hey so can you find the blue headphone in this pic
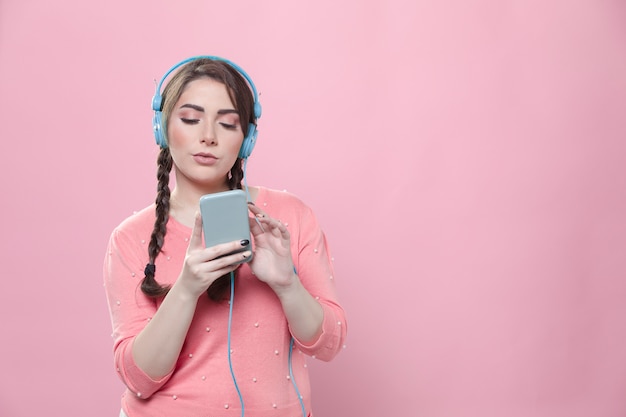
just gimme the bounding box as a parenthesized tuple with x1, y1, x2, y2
(151, 55, 262, 159)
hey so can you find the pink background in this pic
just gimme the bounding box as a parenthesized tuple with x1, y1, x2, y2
(1, 1, 625, 416)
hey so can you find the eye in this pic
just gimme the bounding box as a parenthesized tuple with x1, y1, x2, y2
(219, 122, 237, 130)
(181, 118, 200, 125)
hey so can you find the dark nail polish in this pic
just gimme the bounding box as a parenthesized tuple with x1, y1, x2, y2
(240, 239, 250, 246)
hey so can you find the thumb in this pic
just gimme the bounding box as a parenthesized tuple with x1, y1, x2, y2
(188, 212, 204, 251)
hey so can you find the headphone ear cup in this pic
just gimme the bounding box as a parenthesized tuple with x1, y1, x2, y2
(239, 123, 258, 159)
(153, 111, 167, 148)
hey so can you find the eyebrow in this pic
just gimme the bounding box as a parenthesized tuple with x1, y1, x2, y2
(179, 104, 239, 115)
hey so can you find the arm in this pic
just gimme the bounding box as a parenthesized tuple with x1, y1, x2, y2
(132, 213, 251, 379)
(104, 213, 251, 397)
(129, 280, 199, 379)
(271, 270, 325, 344)
(247, 203, 323, 342)
(247, 201, 347, 358)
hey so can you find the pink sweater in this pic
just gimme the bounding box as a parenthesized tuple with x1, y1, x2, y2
(103, 187, 347, 417)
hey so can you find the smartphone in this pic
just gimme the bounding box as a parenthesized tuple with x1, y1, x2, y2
(199, 189, 252, 264)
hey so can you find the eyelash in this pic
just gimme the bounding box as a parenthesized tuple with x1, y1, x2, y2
(180, 119, 237, 130)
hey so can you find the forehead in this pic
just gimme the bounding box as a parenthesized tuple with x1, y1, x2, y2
(178, 77, 234, 107)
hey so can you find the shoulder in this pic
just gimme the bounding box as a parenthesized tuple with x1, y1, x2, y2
(256, 186, 310, 213)
(105, 205, 155, 263)
(110, 204, 156, 240)
(255, 186, 322, 235)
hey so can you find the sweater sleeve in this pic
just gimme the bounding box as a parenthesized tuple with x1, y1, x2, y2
(290, 203, 347, 361)
(103, 227, 174, 399)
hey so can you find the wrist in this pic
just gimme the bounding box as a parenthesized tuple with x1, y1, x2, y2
(170, 279, 203, 302)
(271, 271, 302, 299)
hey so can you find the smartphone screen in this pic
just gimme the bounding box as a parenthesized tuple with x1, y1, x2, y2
(199, 190, 252, 264)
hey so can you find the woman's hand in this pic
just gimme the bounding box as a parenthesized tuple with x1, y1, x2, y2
(247, 203, 324, 343)
(247, 203, 298, 292)
(174, 212, 251, 299)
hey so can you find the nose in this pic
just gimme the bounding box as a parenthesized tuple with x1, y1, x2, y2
(201, 121, 217, 145)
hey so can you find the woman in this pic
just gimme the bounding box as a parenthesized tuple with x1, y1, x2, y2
(103, 56, 347, 417)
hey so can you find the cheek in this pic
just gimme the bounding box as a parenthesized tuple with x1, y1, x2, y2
(166, 120, 186, 147)
(232, 136, 245, 152)
(225, 131, 245, 153)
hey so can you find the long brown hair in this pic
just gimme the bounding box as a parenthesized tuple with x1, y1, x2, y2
(141, 58, 255, 301)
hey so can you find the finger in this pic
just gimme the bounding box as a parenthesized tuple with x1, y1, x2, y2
(247, 207, 266, 233)
(255, 214, 284, 230)
(188, 212, 204, 251)
(201, 239, 251, 262)
(195, 249, 253, 275)
(184, 250, 247, 285)
(249, 216, 264, 236)
(253, 216, 291, 243)
(219, 250, 253, 267)
(247, 203, 268, 218)
(268, 218, 290, 240)
(275, 220, 290, 240)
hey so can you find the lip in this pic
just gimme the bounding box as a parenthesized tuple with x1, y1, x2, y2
(193, 152, 218, 166)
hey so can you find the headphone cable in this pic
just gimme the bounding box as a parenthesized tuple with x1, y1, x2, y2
(227, 271, 245, 417)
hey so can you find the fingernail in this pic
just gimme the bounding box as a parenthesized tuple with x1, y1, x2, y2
(247, 201, 256, 206)
(240, 239, 250, 246)
(242, 251, 251, 258)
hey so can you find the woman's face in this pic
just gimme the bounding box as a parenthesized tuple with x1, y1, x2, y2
(167, 77, 244, 192)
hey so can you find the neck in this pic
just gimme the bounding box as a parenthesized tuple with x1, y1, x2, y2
(169, 179, 232, 228)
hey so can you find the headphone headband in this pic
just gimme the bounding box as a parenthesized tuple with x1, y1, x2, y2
(151, 55, 262, 158)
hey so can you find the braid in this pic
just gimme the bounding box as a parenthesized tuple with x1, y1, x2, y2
(227, 158, 244, 190)
(141, 148, 173, 297)
(206, 274, 232, 302)
(137, 58, 255, 302)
